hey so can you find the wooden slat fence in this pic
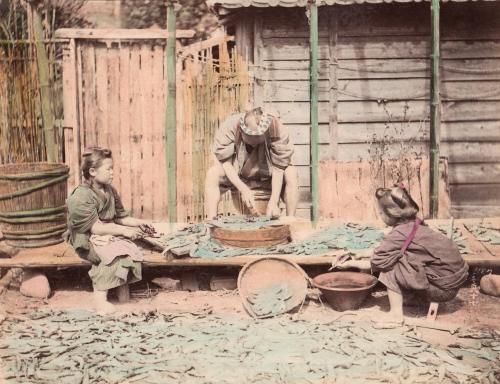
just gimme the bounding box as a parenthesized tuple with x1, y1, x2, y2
(59, 30, 249, 222)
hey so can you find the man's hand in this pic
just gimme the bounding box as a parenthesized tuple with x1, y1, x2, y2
(240, 186, 256, 210)
(266, 201, 281, 219)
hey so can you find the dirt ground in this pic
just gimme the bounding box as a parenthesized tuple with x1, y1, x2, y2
(1, 267, 499, 331)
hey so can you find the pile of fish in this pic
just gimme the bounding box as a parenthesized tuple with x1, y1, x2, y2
(465, 224, 500, 245)
(155, 220, 384, 259)
(436, 225, 470, 255)
(247, 283, 294, 317)
(0, 309, 498, 383)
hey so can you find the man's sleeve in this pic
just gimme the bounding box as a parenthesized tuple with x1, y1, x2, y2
(212, 114, 240, 162)
(269, 118, 294, 170)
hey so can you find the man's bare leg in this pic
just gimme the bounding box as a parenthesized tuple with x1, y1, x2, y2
(283, 166, 299, 216)
(205, 163, 226, 219)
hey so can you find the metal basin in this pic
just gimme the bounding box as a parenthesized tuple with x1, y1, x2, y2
(313, 272, 378, 311)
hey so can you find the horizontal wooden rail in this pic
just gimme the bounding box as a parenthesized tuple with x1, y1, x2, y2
(54, 28, 195, 40)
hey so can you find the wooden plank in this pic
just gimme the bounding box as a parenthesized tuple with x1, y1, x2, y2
(288, 124, 330, 145)
(152, 44, 167, 221)
(292, 144, 334, 166)
(95, 45, 108, 147)
(81, 43, 97, 146)
(253, 18, 265, 106)
(129, 44, 142, 217)
(55, 28, 195, 40)
(441, 80, 500, 101)
(328, 11, 339, 159)
(118, 44, 133, 212)
(264, 78, 430, 102)
(442, 142, 500, 163)
(107, 45, 121, 194)
(61, 39, 80, 189)
(273, 100, 429, 125)
(140, 44, 154, 219)
(297, 165, 310, 187)
(262, 37, 500, 61)
(262, 59, 430, 80)
(334, 141, 500, 163)
(442, 59, 500, 81)
(338, 121, 500, 144)
(452, 205, 500, 219)
(450, 184, 500, 206)
(76, 40, 85, 155)
(448, 163, 500, 184)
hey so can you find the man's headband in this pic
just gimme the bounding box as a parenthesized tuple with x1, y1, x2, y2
(239, 114, 273, 136)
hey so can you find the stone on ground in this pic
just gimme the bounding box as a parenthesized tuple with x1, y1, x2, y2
(20, 270, 51, 299)
(480, 274, 500, 297)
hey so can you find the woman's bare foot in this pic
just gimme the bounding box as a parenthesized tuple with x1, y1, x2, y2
(93, 290, 115, 314)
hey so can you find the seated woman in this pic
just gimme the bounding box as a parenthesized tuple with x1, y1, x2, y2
(66, 147, 154, 312)
(340, 185, 468, 323)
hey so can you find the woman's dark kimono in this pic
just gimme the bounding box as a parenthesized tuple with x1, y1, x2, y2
(66, 184, 142, 291)
(371, 221, 468, 302)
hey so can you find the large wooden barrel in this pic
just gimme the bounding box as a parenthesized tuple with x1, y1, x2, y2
(0, 163, 69, 248)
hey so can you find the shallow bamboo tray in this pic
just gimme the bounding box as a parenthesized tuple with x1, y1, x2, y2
(210, 224, 291, 248)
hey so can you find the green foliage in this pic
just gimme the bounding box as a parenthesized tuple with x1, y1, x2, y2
(122, 0, 218, 38)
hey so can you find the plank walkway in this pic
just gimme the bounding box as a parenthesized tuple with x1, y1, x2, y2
(0, 219, 499, 269)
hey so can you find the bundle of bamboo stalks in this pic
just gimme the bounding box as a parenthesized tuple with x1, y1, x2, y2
(179, 39, 250, 222)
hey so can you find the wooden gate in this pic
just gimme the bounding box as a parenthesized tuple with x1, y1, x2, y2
(58, 28, 192, 221)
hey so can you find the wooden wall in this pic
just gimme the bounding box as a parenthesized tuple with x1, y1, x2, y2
(232, 2, 500, 218)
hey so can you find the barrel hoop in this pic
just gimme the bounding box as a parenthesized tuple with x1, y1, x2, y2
(0, 174, 69, 201)
(6, 237, 64, 248)
(0, 166, 69, 181)
(0, 213, 66, 224)
(4, 228, 66, 240)
(1, 223, 67, 236)
(0, 205, 66, 219)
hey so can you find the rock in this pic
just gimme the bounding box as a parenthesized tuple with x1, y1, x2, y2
(209, 276, 237, 291)
(180, 272, 199, 292)
(480, 274, 500, 297)
(151, 277, 181, 291)
(20, 270, 51, 299)
(0, 242, 19, 258)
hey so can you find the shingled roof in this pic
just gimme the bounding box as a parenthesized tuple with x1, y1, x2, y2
(207, 0, 498, 14)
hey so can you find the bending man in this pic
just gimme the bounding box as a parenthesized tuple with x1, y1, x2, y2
(205, 107, 298, 219)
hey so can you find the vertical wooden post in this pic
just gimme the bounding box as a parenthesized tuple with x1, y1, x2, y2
(430, 0, 441, 218)
(165, 1, 177, 222)
(309, 1, 319, 226)
(31, 2, 57, 163)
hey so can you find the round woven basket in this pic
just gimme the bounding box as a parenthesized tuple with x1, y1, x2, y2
(0, 163, 69, 248)
(238, 257, 309, 318)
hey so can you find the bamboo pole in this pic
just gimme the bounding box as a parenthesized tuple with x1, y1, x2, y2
(309, 1, 319, 226)
(429, 0, 441, 218)
(30, 2, 57, 163)
(165, 1, 177, 222)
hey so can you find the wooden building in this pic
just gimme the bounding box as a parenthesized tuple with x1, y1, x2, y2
(208, 0, 500, 219)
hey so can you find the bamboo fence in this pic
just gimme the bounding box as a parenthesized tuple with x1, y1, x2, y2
(0, 3, 63, 165)
(179, 39, 251, 221)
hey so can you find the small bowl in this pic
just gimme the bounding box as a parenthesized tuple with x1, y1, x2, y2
(313, 271, 378, 311)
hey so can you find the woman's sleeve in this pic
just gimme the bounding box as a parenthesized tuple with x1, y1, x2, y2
(371, 230, 404, 272)
(269, 118, 294, 170)
(111, 186, 129, 218)
(67, 188, 99, 233)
